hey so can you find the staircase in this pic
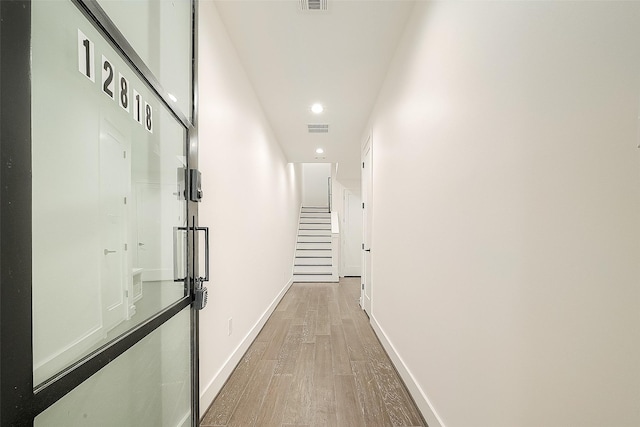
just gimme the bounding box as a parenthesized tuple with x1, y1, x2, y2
(293, 206, 334, 282)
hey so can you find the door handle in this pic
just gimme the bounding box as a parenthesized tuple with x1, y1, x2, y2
(103, 249, 117, 255)
(138, 242, 145, 246)
(365, 249, 371, 252)
(194, 226, 210, 283)
(173, 227, 188, 282)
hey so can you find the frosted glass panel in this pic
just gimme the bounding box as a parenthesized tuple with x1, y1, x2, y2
(96, 0, 192, 117)
(35, 308, 191, 427)
(32, 0, 188, 386)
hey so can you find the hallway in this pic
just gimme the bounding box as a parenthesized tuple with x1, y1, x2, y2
(201, 278, 425, 427)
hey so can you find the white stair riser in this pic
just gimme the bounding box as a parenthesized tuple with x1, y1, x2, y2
(300, 218, 331, 224)
(297, 242, 331, 250)
(295, 249, 331, 257)
(294, 265, 332, 274)
(300, 212, 331, 218)
(300, 224, 331, 230)
(292, 274, 335, 283)
(298, 236, 331, 243)
(298, 229, 331, 236)
(301, 207, 328, 212)
(295, 257, 332, 266)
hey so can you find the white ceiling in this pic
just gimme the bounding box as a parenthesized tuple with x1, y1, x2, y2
(213, 0, 415, 182)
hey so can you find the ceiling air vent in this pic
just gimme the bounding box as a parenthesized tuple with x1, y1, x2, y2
(308, 124, 329, 133)
(300, 0, 328, 12)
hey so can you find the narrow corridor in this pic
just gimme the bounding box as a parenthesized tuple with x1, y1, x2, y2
(201, 278, 425, 426)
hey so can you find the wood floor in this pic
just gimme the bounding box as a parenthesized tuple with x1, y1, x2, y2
(201, 278, 426, 427)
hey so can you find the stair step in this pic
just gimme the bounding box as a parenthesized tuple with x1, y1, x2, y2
(298, 229, 331, 236)
(300, 224, 331, 230)
(294, 265, 332, 274)
(295, 249, 331, 257)
(298, 236, 331, 243)
(295, 257, 332, 266)
(293, 274, 335, 283)
(301, 206, 329, 211)
(297, 242, 331, 250)
(300, 218, 331, 224)
(300, 212, 331, 218)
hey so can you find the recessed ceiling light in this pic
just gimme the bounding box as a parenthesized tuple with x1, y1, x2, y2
(311, 103, 324, 114)
(315, 148, 324, 154)
(168, 93, 178, 102)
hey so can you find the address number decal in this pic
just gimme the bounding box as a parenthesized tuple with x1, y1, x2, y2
(101, 56, 115, 99)
(77, 29, 153, 133)
(133, 89, 143, 125)
(118, 73, 130, 112)
(78, 30, 95, 82)
(144, 102, 153, 134)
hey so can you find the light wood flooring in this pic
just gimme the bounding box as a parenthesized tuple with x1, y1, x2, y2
(201, 277, 426, 427)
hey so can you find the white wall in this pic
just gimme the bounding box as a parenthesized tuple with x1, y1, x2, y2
(302, 162, 331, 207)
(198, 1, 302, 417)
(366, 2, 640, 427)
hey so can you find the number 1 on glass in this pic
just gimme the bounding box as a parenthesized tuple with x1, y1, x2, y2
(133, 90, 143, 124)
(77, 29, 95, 82)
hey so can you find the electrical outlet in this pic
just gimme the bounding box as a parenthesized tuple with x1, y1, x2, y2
(228, 317, 233, 336)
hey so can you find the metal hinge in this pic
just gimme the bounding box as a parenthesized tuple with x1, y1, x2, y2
(362, 243, 364, 250)
(124, 197, 127, 205)
(362, 202, 364, 209)
(362, 162, 365, 168)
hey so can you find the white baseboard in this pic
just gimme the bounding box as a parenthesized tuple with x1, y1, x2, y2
(177, 411, 190, 427)
(370, 315, 446, 427)
(199, 276, 294, 418)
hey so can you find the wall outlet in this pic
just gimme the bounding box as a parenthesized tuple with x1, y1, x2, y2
(228, 317, 233, 336)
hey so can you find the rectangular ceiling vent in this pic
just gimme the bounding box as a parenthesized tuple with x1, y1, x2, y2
(308, 124, 329, 133)
(300, 0, 328, 12)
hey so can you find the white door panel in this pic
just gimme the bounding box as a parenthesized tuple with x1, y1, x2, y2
(99, 128, 129, 332)
(362, 137, 372, 314)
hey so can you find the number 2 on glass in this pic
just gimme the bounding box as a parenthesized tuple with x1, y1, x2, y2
(101, 56, 115, 99)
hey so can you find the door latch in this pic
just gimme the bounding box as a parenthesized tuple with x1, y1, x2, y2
(194, 280, 208, 311)
(190, 169, 203, 202)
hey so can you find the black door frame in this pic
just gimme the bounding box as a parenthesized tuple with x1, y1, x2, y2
(0, 0, 201, 424)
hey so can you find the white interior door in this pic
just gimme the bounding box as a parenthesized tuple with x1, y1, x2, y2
(343, 189, 362, 277)
(362, 138, 373, 314)
(99, 130, 129, 332)
(136, 182, 181, 282)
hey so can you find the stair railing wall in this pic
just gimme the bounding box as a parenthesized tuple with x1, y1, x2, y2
(331, 210, 340, 281)
(328, 176, 332, 213)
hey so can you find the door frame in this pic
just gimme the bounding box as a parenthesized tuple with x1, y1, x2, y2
(0, 0, 201, 424)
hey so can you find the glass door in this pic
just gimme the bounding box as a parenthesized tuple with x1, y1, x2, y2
(0, 0, 201, 425)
